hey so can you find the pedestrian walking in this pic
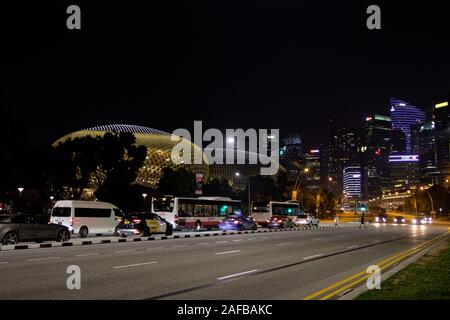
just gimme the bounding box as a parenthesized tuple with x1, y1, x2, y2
(359, 213, 368, 229)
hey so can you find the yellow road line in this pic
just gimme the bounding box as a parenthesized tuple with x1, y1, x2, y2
(302, 232, 448, 300)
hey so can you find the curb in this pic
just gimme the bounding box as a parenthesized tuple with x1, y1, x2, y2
(0, 225, 337, 252)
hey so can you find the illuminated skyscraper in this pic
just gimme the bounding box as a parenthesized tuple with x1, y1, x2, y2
(343, 166, 363, 200)
(390, 98, 426, 154)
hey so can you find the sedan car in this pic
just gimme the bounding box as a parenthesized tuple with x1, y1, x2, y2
(0, 213, 71, 245)
(374, 215, 387, 223)
(392, 216, 406, 224)
(267, 216, 295, 229)
(117, 212, 173, 237)
(412, 216, 426, 225)
(218, 215, 258, 231)
(293, 214, 319, 228)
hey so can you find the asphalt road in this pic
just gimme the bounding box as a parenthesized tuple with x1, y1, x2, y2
(0, 223, 447, 299)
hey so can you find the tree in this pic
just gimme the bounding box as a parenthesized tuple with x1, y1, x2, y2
(48, 132, 147, 209)
(158, 167, 195, 197)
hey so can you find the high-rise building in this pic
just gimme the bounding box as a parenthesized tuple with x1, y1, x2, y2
(303, 149, 321, 191)
(328, 126, 361, 195)
(390, 98, 426, 154)
(416, 121, 438, 184)
(389, 155, 420, 188)
(343, 166, 363, 200)
(362, 114, 391, 198)
(433, 94, 450, 181)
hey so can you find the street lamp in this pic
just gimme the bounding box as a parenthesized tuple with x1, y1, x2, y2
(235, 172, 240, 177)
(304, 168, 309, 173)
(17, 187, 24, 195)
(142, 193, 148, 210)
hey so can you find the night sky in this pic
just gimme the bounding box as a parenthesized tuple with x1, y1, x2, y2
(1, 0, 450, 150)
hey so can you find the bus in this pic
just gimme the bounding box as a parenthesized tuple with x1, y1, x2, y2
(151, 196, 242, 230)
(250, 201, 302, 227)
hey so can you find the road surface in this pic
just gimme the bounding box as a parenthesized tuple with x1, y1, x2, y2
(0, 223, 447, 299)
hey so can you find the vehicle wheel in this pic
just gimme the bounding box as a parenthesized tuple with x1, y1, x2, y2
(142, 227, 151, 237)
(56, 230, 71, 242)
(253, 224, 258, 230)
(165, 224, 173, 236)
(79, 226, 88, 238)
(2, 231, 19, 245)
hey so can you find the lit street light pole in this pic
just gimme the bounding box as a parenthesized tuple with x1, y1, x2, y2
(142, 193, 148, 211)
(17, 187, 24, 212)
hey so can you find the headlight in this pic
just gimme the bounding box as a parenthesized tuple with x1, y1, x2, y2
(402, 219, 405, 222)
(421, 219, 425, 224)
(393, 218, 397, 222)
(375, 217, 379, 222)
(412, 219, 417, 224)
(383, 218, 387, 222)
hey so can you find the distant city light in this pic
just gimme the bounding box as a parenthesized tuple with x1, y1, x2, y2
(310, 149, 320, 153)
(389, 155, 419, 162)
(435, 101, 448, 109)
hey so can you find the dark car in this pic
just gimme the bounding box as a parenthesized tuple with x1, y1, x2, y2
(374, 214, 387, 223)
(218, 215, 258, 231)
(392, 216, 406, 224)
(0, 214, 71, 245)
(117, 212, 173, 237)
(267, 216, 295, 229)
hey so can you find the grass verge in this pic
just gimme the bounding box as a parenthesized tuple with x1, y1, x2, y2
(356, 238, 450, 300)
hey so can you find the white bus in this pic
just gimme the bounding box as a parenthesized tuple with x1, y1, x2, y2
(151, 196, 242, 230)
(250, 201, 302, 227)
(50, 200, 125, 238)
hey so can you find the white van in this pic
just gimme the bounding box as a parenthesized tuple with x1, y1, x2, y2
(50, 200, 124, 238)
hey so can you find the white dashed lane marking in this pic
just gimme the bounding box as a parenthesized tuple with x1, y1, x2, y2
(303, 253, 323, 260)
(27, 257, 61, 262)
(113, 261, 158, 269)
(217, 269, 258, 280)
(215, 250, 241, 255)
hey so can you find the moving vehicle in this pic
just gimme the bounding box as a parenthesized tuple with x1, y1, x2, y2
(1, 214, 71, 245)
(293, 213, 319, 228)
(267, 216, 296, 229)
(412, 216, 426, 225)
(422, 215, 432, 224)
(251, 201, 302, 227)
(152, 196, 242, 230)
(218, 215, 258, 231)
(50, 200, 125, 238)
(116, 212, 173, 237)
(374, 214, 387, 223)
(392, 216, 406, 224)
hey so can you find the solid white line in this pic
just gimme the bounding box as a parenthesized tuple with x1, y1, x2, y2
(312, 238, 323, 241)
(233, 239, 243, 242)
(76, 253, 99, 257)
(27, 257, 61, 262)
(0, 262, 8, 265)
(302, 253, 323, 260)
(216, 241, 228, 244)
(197, 243, 209, 245)
(348, 245, 358, 249)
(217, 269, 258, 280)
(276, 242, 291, 246)
(114, 250, 136, 254)
(215, 250, 241, 255)
(147, 247, 163, 250)
(113, 261, 158, 269)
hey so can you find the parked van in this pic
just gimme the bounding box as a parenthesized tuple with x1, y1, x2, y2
(50, 200, 125, 238)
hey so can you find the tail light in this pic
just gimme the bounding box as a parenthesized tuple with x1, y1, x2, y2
(267, 219, 270, 223)
(233, 220, 240, 225)
(132, 219, 142, 224)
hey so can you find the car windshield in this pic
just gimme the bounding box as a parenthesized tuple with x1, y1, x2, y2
(52, 207, 71, 217)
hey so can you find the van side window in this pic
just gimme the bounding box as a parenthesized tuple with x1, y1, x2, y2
(75, 208, 112, 218)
